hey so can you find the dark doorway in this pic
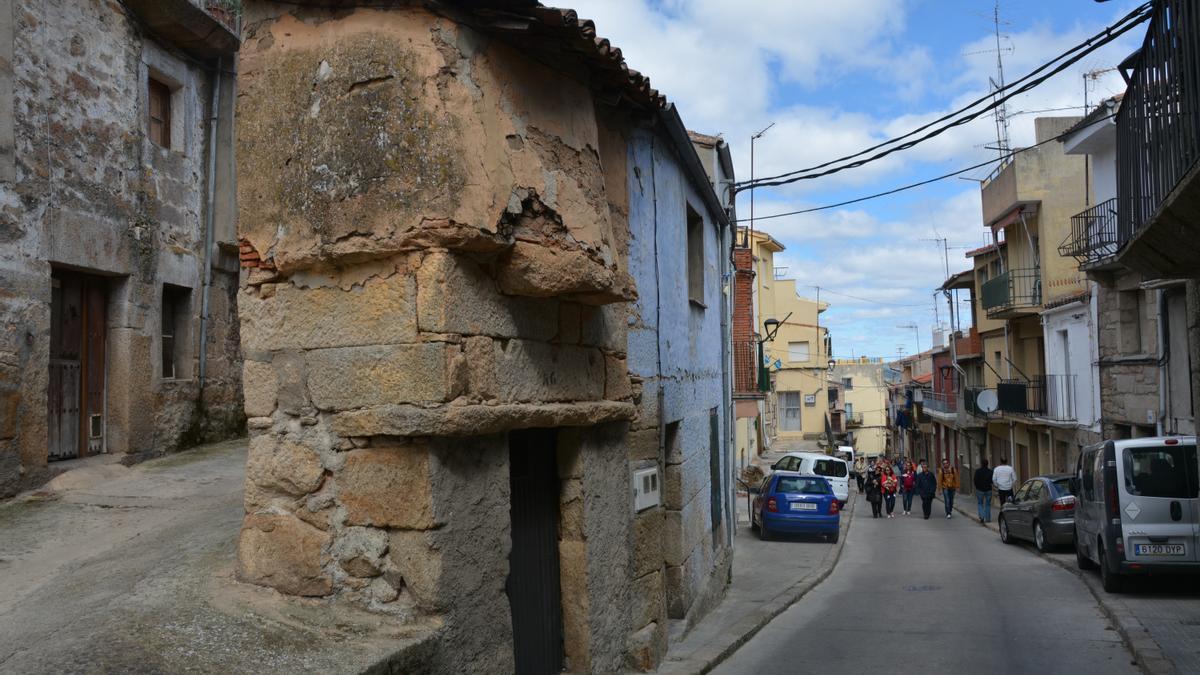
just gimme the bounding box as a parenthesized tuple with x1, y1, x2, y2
(506, 429, 564, 674)
(48, 271, 107, 460)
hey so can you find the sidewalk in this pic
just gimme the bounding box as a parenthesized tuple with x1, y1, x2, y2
(0, 438, 434, 673)
(945, 495, 1199, 674)
(656, 488, 856, 673)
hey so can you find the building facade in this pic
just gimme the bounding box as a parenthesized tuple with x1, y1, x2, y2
(832, 359, 890, 455)
(230, 2, 733, 672)
(763, 282, 829, 446)
(730, 227, 783, 470)
(0, 0, 244, 497)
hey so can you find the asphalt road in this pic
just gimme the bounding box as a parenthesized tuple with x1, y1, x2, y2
(715, 494, 1139, 675)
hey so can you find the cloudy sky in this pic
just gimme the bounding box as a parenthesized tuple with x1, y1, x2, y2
(568, 0, 1145, 359)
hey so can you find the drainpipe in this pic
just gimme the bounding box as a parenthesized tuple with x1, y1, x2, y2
(1156, 289, 1168, 436)
(198, 58, 222, 391)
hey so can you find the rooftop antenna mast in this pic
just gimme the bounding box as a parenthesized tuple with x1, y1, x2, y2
(988, 1, 1013, 159)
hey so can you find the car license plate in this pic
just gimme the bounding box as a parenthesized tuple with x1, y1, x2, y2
(1134, 544, 1185, 556)
(791, 502, 817, 511)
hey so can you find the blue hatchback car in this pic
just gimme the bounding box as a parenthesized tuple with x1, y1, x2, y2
(751, 471, 841, 542)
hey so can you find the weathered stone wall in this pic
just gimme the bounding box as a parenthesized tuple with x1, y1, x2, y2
(232, 3, 669, 672)
(0, 0, 243, 497)
(1097, 271, 1162, 437)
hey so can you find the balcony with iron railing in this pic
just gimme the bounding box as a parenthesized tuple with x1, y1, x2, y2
(733, 338, 767, 398)
(923, 391, 958, 415)
(981, 267, 1041, 318)
(1113, 0, 1200, 278)
(1059, 198, 1121, 269)
(995, 375, 1077, 422)
(124, 0, 241, 58)
(845, 412, 864, 427)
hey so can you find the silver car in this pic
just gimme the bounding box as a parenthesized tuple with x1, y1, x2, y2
(999, 474, 1077, 552)
(1073, 437, 1200, 593)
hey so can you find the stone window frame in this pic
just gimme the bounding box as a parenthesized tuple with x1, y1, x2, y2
(160, 283, 193, 381)
(686, 203, 705, 308)
(139, 41, 194, 156)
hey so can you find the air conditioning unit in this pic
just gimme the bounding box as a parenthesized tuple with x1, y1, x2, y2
(633, 467, 660, 512)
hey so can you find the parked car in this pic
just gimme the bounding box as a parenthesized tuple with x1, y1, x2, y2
(834, 446, 856, 475)
(998, 473, 1076, 552)
(771, 452, 850, 506)
(750, 472, 840, 542)
(1073, 436, 1200, 593)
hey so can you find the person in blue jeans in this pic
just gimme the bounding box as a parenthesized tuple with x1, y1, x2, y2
(900, 461, 916, 515)
(937, 458, 959, 518)
(972, 458, 994, 523)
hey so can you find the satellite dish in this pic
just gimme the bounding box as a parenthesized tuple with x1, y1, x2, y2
(977, 389, 999, 414)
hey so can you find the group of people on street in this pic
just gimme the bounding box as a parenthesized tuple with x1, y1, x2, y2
(970, 457, 1018, 523)
(856, 456, 962, 520)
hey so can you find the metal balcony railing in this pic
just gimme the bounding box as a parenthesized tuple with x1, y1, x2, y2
(996, 375, 1077, 422)
(964, 386, 990, 418)
(923, 391, 957, 414)
(1117, 0, 1200, 247)
(981, 267, 1041, 317)
(1059, 198, 1120, 265)
(845, 412, 864, 427)
(733, 339, 764, 395)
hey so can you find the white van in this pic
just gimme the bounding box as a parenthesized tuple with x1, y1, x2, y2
(1073, 436, 1199, 592)
(771, 452, 850, 505)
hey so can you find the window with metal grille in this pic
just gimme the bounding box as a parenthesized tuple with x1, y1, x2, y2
(148, 76, 172, 149)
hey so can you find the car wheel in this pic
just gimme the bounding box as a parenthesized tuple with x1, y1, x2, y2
(1100, 543, 1123, 593)
(828, 530, 840, 544)
(1033, 521, 1047, 553)
(999, 516, 1014, 545)
(1076, 536, 1096, 570)
(759, 520, 772, 541)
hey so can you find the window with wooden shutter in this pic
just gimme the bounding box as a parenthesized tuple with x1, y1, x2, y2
(148, 77, 172, 149)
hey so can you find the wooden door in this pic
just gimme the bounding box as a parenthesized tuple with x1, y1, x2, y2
(506, 430, 564, 674)
(48, 272, 106, 460)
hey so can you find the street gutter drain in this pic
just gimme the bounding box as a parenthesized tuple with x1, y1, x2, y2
(903, 585, 941, 592)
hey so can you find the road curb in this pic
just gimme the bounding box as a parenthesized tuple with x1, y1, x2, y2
(664, 497, 857, 674)
(944, 497, 1171, 674)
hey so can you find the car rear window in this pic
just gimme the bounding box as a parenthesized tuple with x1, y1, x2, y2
(776, 476, 830, 495)
(1052, 478, 1073, 496)
(1122, 444, 1199, 499)
(811, 459, 847, 478)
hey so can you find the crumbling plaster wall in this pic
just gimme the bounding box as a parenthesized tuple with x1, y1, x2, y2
(0, 0, 243, 497)
(234, 4, 646, 673)
(623, 127, 731, 669)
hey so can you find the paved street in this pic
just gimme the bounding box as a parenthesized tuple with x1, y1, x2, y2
(715, 494, 1138, 674)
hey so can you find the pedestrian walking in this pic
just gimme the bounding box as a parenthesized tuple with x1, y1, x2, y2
(937, 459, 960, 519)
(881, 465, 898, 518)
(993, 457, 1016, 506)
(864, 470, 883, 518)
(914, 462, 937, 519)
(853, 456, 866, 492)
(973, 458, 994, 524)
(900, 461, 916, 515)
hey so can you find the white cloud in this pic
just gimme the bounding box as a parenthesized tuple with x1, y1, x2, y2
(566, 0, 1145, 356)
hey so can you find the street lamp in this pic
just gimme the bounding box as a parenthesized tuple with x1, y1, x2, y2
(762, 313, 789, 343)
(827, 358, 836, 374)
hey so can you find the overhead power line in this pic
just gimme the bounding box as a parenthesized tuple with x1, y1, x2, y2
(732, 113, 1115, 223)
(733, 2, 1151, 192)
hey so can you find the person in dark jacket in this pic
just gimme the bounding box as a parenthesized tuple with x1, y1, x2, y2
(864, 470, 883, 518)
(914, 462, 938, 519)
(973, 458, 994, 524)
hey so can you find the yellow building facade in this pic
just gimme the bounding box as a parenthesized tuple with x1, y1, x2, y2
(763, 281, 829, 444)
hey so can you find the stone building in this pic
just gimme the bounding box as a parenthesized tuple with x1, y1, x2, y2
(0, 0, 244, 497)
(231, 2, 733, 672)
(1060, 97, 1194, 440)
